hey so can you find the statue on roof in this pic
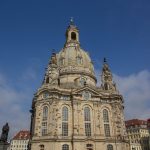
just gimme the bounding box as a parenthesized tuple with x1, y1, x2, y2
(0, 123, 9, 143)
(48, 49, 57, 65)
(50, 52, 57, 65)
(102, 58, 112, 81)
(101, 58, 116, 91)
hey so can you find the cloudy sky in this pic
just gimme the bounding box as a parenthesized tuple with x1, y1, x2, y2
(0, 0, 150, 139)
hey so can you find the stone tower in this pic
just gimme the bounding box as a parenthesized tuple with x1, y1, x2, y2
(29, 20, 129, 150)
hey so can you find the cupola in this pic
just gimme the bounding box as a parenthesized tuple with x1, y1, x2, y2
(42, 19, 97, 88)
(65, 18, 80, 47)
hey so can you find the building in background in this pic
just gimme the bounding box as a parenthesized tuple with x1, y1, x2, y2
(125, 119, 150, 150)
(9, 130, 30, 150)
(29, 20, 129, 150)
(147, 119, 150, 149)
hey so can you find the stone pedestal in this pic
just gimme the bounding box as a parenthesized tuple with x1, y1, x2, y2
(0, 141, 9, 150)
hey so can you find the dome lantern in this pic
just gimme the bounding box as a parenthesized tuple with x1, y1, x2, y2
(65, 18, 80, 47)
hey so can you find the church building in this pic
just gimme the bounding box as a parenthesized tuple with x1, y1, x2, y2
(29, 20, 129, 150)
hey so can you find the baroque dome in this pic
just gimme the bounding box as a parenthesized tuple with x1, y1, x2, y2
(57, 46, 95, 77)
(43, 20, 97, 88)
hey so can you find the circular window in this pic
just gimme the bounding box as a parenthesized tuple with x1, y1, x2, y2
(43, 92, 49, 99)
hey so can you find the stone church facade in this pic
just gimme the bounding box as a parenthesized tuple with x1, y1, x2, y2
(29, 20, 129, 150)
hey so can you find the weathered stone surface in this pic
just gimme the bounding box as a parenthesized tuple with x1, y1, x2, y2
(29, 20, 130, 150)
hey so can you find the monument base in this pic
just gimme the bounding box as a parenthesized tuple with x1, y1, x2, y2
(0, 141, 9, 150)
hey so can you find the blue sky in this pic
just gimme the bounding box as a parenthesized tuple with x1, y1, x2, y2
(0, 0, 150, 139)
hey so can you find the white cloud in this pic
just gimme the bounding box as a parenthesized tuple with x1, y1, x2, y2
(96, 69, 150, 121)
(0, 60, 41, 140)
(0, 73, 31, 139)
(0, 58, 43, 141)
(114, 70, 150, 120)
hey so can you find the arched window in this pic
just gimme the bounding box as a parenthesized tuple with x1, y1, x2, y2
(76, 56, 82, 65)
(103, 109, 109, 122)
(39, 144, 44, 150)
(80, 77, 86, 86)
(103, 109, 110, 137)
(43, 106, 48, 121)
(71, 32, 76, 40)
(84, 107, 91, 136)
(86, 144, 93, 150)
(62, 144, 69, 150)
(46, 77, 49, 83)
(62, 106, 68, 136)
(42, 106, 48, 136)
(107, 144, 113, 150)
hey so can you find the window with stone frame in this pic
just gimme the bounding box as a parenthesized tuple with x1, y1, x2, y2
(62, 144, 69, 150)
(62, 106, 68, 136)
(43, 92, 49, 99)
(86, 144, 93, 150)
(42, 106, 48, 121)
(46, 77, 49, 83)
(71, 32, 76, 40)
(39, 144, 44, 150)
(104, 124, 110, 137)
(84, 107, 91, 136)
(42, 106, 48, 136)
(103, 109, 111, 137)
(80, 77, 86, 86)
(76, 56, 82, 65)
(103, 109, 109, 123)
(107, 144, 113, 150)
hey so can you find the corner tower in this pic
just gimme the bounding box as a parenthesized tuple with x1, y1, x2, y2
(29, 20, 129, 150)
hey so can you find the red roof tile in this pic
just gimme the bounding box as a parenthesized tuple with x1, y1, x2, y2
(125, 119, 147, 128)
(13, 130, 30, 140)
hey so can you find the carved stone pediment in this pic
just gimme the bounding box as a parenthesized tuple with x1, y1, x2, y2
(73, 86, 101, 97)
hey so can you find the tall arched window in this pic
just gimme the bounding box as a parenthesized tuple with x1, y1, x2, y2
(62, 106, 68, 136)
(43, 106, 48, 121)
(103, 109, 109, 122)
(103, 109, 110, 137)
(107, 144, 113, 150)
(46, 77, 49, 83)
(62, 144, 69, 150)
(84, 107, 91, 136)
(76, 56, 82, 65)
(42, 106, 48, 136)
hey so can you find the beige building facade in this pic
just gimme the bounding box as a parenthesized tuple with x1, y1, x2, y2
(126, 119, 150, 150)
(29, 20, 129, 150)
(9, 130, 30, 150)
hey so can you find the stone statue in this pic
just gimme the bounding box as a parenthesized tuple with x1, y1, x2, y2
(0, 123, 9, 143)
